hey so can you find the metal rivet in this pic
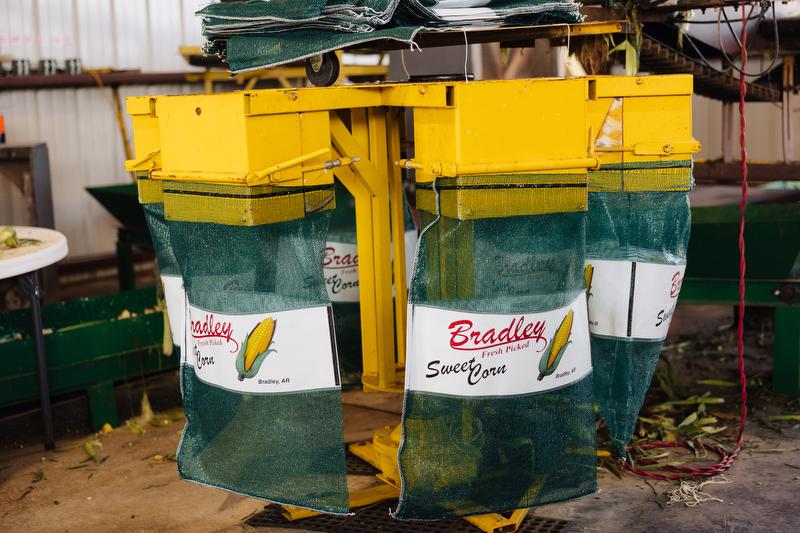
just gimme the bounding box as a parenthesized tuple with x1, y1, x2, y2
(663, 144, 673, 153)
(419, 86, 427, 94)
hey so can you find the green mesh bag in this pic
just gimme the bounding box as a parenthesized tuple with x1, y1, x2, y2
(396, 176, 596, 520)
(326, 181, 418, 386)
(585, 161, 693, 458)
(136, 174, 184, 357)
(162, 181, 349, 514)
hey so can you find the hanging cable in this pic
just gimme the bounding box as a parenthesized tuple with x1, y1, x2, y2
(718, 1, 780, 78)
(675, 3, 780, 79)
(463, 30, 470, 83)
(624, 0, 750, 481)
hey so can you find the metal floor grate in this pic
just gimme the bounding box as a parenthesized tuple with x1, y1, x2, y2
(246, 502, 572, 532)
(345, 451, 380, 476)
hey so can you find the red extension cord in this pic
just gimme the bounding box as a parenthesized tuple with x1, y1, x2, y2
(623, 2, 750, 480)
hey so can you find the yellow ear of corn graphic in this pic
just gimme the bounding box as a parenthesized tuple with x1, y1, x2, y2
(584, 264, 594, 294)
(537, 309, 574, 381)
(236, 317, 277, 381)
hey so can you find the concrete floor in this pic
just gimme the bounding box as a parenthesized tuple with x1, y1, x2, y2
(1, 304, 798, 532)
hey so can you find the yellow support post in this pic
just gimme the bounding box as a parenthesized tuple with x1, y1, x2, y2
(331, 113, 401, 392)
(387, 109, 408, 368)
(366, 108, 398, 392)
(332, 160, 380, 383)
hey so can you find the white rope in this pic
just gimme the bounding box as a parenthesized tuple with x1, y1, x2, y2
(401, 41, 422, 80)
(666, 475, 732, 507)
(463, 30, 470, 82)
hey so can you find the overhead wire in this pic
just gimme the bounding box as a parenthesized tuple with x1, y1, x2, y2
(674, 2, 780, 79)
(718, 1, 780, 78)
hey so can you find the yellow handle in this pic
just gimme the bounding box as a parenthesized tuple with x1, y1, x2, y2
(594, 140, 702, 156)
(247, 147, 331, 185)
(397, 156, 600, 176)
(125, 149, 161, 172)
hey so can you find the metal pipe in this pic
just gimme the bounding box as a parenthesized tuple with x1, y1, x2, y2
(397, 156, 601, 176)
(18, 273, 55, 450)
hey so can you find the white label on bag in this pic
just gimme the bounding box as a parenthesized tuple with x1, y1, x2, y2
(324, 241, 360, 302)
(406, 293, 591, 397)
(325, 230, 418, 302)
(185, 304, 339, 394)
(161, 275, 185, 347)
(585, 259, 685, 340)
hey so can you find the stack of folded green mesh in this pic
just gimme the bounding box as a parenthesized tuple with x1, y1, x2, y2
(201, 1, 401, 35)
(198, 0, 583, 73)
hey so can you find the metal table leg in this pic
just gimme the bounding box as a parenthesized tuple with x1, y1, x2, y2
(17, 271, 55, 450)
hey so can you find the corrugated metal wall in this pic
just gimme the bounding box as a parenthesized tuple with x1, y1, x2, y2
(0, 0, 209, 257)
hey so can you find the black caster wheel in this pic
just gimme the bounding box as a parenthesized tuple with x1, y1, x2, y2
(306, 52, 341, 87)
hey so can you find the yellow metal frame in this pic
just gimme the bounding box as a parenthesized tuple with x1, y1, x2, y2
(125, 75, 698, 533)
(587, 74, 702, 173)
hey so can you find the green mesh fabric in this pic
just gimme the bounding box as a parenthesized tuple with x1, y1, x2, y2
(199, 0, 401, 34)
(142, 203, 180, 278)
(587, 188, 691, 458)
(200, 0, 582, 72)
(220, 27, 419, 72)
(140, 186, 184, 356)
(396, 180, 595, 520)
(166, 188, 349, 514)
(178, 366, 347, 510)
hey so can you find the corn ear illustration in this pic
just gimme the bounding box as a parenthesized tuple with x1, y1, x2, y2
(584, 264, 594, 295)
(236, 317, 277, 381)
(537, 309, 574, 381)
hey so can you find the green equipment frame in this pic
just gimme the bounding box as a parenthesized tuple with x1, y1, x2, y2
(0, 287, 177, 430)
(680, 202, 800, 395)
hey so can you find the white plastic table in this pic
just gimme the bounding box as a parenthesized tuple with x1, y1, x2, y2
(0, 226, 68, 450)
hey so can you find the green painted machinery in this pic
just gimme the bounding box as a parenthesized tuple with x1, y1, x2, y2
(681, 200, 800, 395)
(0, 287, 176, 430)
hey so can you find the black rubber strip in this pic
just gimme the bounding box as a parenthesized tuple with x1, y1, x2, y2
(627, 262, 637, 338)
(417, 182, 586, 191)
(327, 306, 341, 387)
(162, 184, 334, 200)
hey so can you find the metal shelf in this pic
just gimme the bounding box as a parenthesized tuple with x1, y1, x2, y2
(355, 20, 632, 51)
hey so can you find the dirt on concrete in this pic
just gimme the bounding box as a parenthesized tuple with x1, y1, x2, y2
(0, 304, 798, 532)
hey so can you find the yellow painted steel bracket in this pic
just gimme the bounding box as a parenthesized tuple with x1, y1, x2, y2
(400, 78, 598, 182)
(586, 74, 702, 191)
